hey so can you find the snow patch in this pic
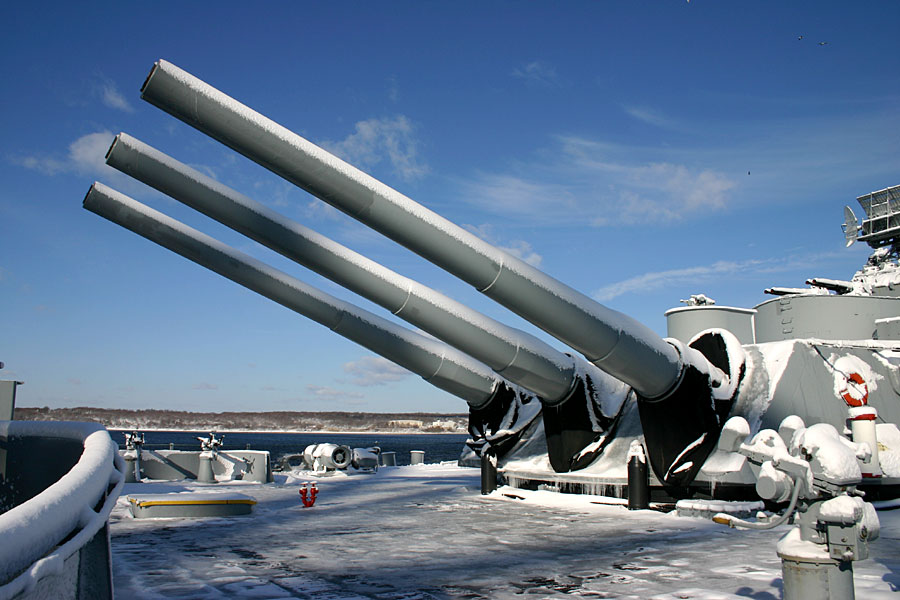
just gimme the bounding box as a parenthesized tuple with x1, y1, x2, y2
(791, 423, 861, 484)
(818, 495, 865, 524)
(875, 423, 900, 477)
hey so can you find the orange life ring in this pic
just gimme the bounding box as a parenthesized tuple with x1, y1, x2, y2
(840, 372, 868, 407)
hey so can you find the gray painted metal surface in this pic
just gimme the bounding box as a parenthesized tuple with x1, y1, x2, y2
(0, 381, 19, 421)
(749, 341, 900, 433)
(754, 294, 900, 343)
(140, 59, 681, 399)
(83, 183, 501, 407)
(105, 133, 576, 402)
(876, 316, 900, 340)
(665, 306, 757, 345)
(780, 555, 856, 600)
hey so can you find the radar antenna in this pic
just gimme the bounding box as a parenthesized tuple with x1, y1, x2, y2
(844, 184, 900, 251)
(842, 205, 858, 247)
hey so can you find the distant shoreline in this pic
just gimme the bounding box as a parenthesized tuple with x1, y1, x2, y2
(15, 407, 470, 435)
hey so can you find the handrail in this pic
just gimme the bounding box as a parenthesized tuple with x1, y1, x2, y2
(0, 421, 125, 598)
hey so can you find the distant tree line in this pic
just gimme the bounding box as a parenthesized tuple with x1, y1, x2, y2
(15, 406, 469, 433)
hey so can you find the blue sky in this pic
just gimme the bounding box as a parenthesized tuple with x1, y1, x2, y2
(2, 2, 899, 414)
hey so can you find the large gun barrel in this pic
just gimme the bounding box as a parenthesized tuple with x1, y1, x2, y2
(141, 59, 680, 399)
(83, 182, 502, 408)
(135, 60, 732, 488)
(104, 133, 576, 403)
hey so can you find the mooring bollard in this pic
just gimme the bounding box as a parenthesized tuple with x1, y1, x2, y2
(380, 451, 396, 466)
(627, 440, 649, 510)
(410, 450, 425, 465)
(481, 451, 498, 495)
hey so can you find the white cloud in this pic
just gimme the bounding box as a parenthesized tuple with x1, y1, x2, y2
(512, 61, 559, 86)
(323, 116, 428, 182)
(457, 104, 900, 232)
(100, 80, 134, 113)
(622, 105, 678, 130)
(16, 154, 65, 175)
(599, 162, 735, 225)
(461, 174, 577, 220)
(593, 260, 759, 302)
(251, 178, 299, 210)
(306, 385, 341, 397)
(302, 198, 345, 222)
(192, 382, 219, 390)
(499, 240, 543, 268)
(342, 356, 412, 387)
(460, 135, 736, 227)
(463, 223, 543, 267)
(14, 130, 115, 177)
(559, 136, 736, 225)
(591, 252, 843, 302)
(69, 131, 115, 174)
(305, 384, 365, 401)
(387, 76, 400, 103)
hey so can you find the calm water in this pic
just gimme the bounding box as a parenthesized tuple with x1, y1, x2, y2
(111, 430, 471, 466)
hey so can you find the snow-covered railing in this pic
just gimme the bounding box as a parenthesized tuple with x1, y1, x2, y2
(0, 421, 125, 599)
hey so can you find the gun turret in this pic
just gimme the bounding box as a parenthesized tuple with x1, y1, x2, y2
(138, 60, 733, 488)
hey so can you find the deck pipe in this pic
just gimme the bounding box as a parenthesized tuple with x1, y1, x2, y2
(104, 133, 625, 472)
(138, 60, 727, 489)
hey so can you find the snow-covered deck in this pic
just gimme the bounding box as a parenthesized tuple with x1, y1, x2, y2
(109, 463, 900, 599)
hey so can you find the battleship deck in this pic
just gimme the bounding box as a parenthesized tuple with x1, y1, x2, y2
(108, 464, 900, 599)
